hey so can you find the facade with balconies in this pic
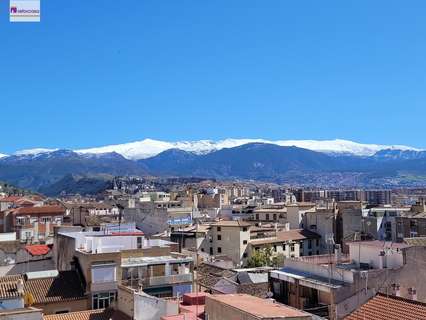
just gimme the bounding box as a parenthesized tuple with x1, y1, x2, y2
(54, 225, 193, 309)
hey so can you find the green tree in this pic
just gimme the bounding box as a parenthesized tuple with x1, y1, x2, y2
(247, 246, 274, 267)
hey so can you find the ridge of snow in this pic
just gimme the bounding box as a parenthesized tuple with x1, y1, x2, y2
(13, 148, 59, 156)
(75, 138, 422, 160)
(7, 139, 422, 160)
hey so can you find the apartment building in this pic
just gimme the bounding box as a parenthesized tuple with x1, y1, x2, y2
(64, 203, 120, 226)
(200, 221, 251, 267)
(269, 240, 424, 319)
(249, 229, 321, 259)
(54, 227, 193, 308)
(3, 206, 66, 243)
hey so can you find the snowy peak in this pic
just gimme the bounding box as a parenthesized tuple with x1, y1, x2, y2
(5, 138, 422, 160)
(75, 138, 422, 160)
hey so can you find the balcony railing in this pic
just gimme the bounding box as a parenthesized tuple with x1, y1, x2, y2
(122, 273, 193, 289)
(90, 280, 118, 292)
(147, 273, 193, 286)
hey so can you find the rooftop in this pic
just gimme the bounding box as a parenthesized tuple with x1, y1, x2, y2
(250, 229, 320, 246)
(346, 240, 411, 250)
(404, 237, 426, 246)
(23, 270, 86, 304)
(13, 205, 65, 215)
(121, 255, 192, 267)
(210, 220, 251, 228)
(206, 294, 311, 319)
(344, 293, 426, 320)
(43, 308, 130, 320)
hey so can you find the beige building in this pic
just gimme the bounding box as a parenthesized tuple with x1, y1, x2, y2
(200, 221, 251, 267)
(249, 229, 321, 259)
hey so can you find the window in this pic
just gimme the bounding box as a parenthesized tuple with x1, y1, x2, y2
(16, 217, 27, 226)
(55, 310, 69, 314)
(266, 214, 270, 221)
(217, 235, 221, 241)
(255, 214, 259, 220)
(92, 292, 116, 309)
(273, 245, 277, 252)
(137, 237, 143, 249)
(243, 240, 248, 245)
(91, 263, 116, 283)
(243, 253, 247, 258)
(242, 227, 247, 232)
(41, 217, 51, 223)
(290, 244, 295, 252)
(308, 240, 312, 249)
(201, 248, 205, 252)
(217, 247, 222, 253)
(316, 239, 319, 246)
(209, 247, 213, 255)
(217, 227, 221, 232)
(273, 214, 277, 221)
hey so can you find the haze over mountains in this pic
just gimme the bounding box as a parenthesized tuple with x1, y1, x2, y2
(1, 138, 425, 195)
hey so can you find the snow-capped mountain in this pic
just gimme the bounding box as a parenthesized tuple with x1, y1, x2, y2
(75, 138, 421, 160)
(3, 138, 422, 160)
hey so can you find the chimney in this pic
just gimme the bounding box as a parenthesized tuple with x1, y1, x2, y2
(334, 244, 342, 264)
(284, 222, 290, 231)
(409, 288, 417, 301)
(17, 279, 24, 295)
(378, 251, 386, 269)
(392, 284, 401, 297)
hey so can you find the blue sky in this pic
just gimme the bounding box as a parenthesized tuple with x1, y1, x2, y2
(1, 1, 426, 153)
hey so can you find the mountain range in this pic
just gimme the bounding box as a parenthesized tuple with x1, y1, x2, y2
(2, 138, 423, 160)
(1, 139, 426, 195)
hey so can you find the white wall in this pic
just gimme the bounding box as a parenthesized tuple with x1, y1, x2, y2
(0, 233, 16, 242)
(133, 292, 178, 320)
(349, 244, 404, 269)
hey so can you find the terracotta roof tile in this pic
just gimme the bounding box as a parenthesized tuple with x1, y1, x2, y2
(344, 293, 426, 320)
(25, 245, 51, 256)
(14, 206, 65, 216)
(0, 280, 20, 299)
(24, 271, 85, 304)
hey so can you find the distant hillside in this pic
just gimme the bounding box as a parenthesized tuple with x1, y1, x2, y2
(1, 143, 426, 195)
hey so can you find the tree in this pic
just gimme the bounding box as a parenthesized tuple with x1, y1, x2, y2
(247, 246, 274, 267)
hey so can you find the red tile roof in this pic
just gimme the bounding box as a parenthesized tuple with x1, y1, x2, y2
(206, 294, 310, 318)
(0, 196, 22, 203)
(13, 206, 65, 215)
(25, 245, 50, 256)
(344, 293, 426, 320)
(24, 270, 85, 304)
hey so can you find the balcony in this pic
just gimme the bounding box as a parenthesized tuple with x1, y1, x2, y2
(90, 280, 118, 292)
(147, 273, 193, 287)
